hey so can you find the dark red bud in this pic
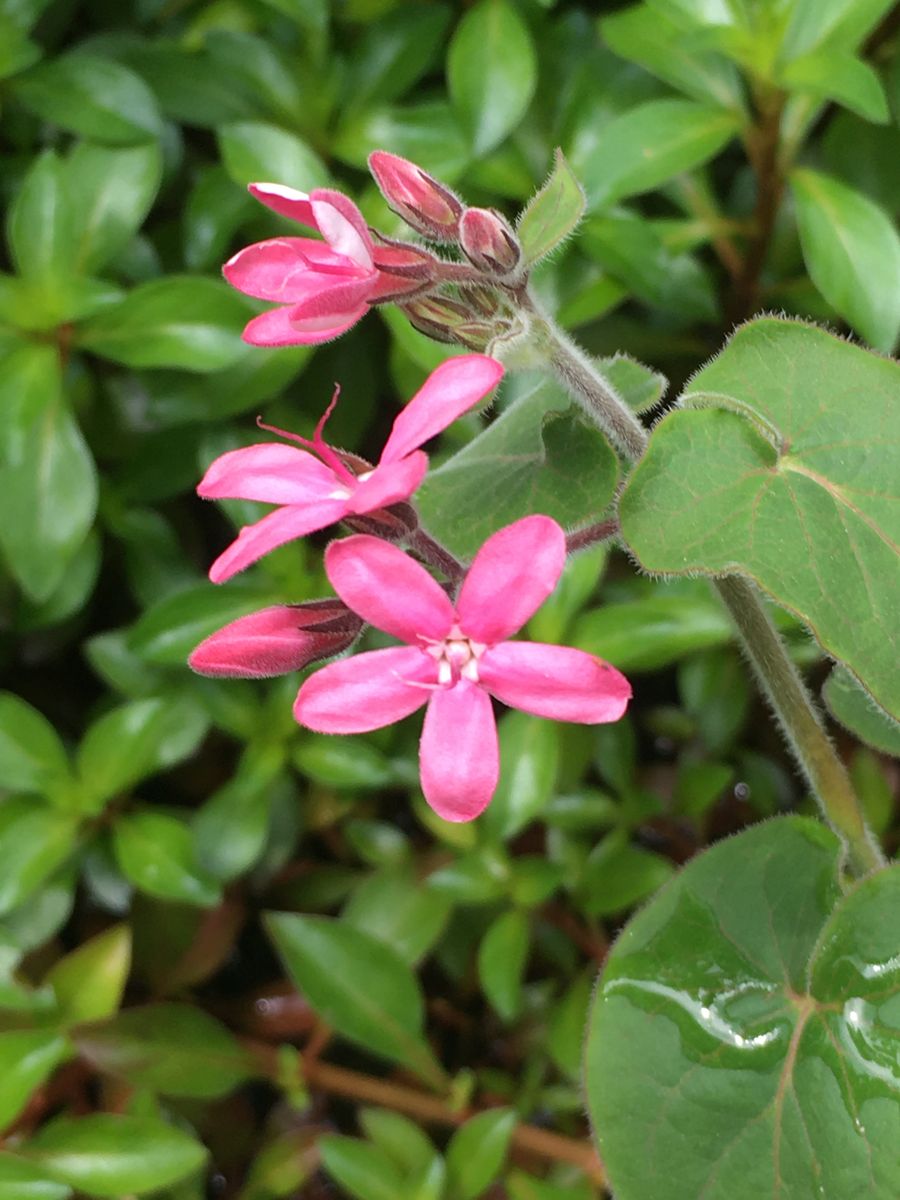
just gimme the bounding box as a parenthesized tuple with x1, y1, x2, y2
(459, 207, 523, 277)
(368, 150, 463, 242)
(188, 602, 362, 679)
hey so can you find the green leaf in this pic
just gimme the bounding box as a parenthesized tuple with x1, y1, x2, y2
(447, 0, 537, 156)
(547, 971, 592, 1079)
(5, 152, 75, 286)
(478, 910, 530, 1021)
(780, 50, 889, 123)
(17, 1114, 207, 1196)
(585, 817, 900, 1200)
(578, 99, 741, 210)
(266, 913, 446, 1087)
(417, 375, 619, 559)
(482, 713, 560, 841)
(75, 277, 250, 371)
(445, 1108, 516, 1200)
(193, 762, 281, 883)
(113, 810, 221, 907)
(128, 581, 274, 667)
(217, 121, 329, 190)
(0, 692, 69, 795)
(0, 1155, 70, 1200)
(345, 4, 452, 110)
(359, 1109, 438, 1179)
(13, 54, 163, 144)
(0, 344, 97, 602)
(579, 831, 675, 916)
(77, 695, 210, 808)
(45, 924, 131, 1025)
(183, 165, 256, 274)
(619, 318, 900, 720)
(65, 141, 163, 274)
(319, 1136, 404, 1200)
(678, 648, 749, 754)
(601, 6, 743, 109)
(0, 1030, 70, 1130)
(0, 800, 77, 918)
(342, 868, 452, 966)
(782, 0, 896, 59)
(791, 168, 900, 352)
(517, 149, 586, 267)
(597, 353, 668, 415)
(74, 1004, 251, 1098)
(334, 101, 470, 182)
(823, 666, 900, 757)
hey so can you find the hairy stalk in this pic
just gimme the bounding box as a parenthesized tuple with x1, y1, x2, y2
(566, 519, 619, 555)
(408, 526, 467, 585)
(528, 310, 883, 876)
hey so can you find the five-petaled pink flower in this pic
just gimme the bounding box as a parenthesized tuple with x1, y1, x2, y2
(198, 355, 504, 583)
(224, 184, 431, 346)
(294, 516, 632, 822)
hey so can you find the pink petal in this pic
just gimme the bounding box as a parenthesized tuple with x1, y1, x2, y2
(242, 305, 366, 347)
(198, 444, 341, 504)
(325, 535, 454, 645)
(188, 604, 357, 678)
(209, 500, 349, 583)
(293, 646, 433, 733)
(478, 642, 632, 723)
(288, 277, 377, 321)
(457, 516, 567, 644)
(420, 682, 498, 822)
(224, 239, 371, 303)
(287, 302, 371, 337)
(379, 355, 504, 465)
(249, 183, 316, 228)
(310, 190, 373, 269)
(346, 451, 428, 514)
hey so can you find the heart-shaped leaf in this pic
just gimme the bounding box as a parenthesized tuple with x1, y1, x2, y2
(586, 816, 900, 1199)
(619, 318, 900, 720)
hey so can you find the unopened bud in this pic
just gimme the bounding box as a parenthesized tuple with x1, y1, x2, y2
(402, 295, 474, 344)
(189, 601, 362, 679)
(369, 151, 463, 242)
(459, 207, 522, 278)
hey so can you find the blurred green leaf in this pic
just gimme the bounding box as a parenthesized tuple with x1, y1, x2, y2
(6, 152, 75, 287)
(580, 831, 674, 916)
(547, 971, 592, 1079)
(294, 736, 397, 790)
(620, 318, 900, 720)
(0, 1155, 70, 1200)
(579, 99, 741, 210)
(780, 50, 889, 123)
(678, 649, 749, 754)
(849, 747, 894, 836)
(447, 0, 536, 156)
(217, 122, 329, 190)
(267, 913, 446, 1087)
(77, 695, 209, 808)
(319, 1136, 404, 1200)
(0, 800, 77, 918)
(342, 868, 452, 966)
(823, 665, 900, 757)
(13, 54, 163, 144)
(335, 101, 470, 180)
(586, 819, 900, 1200)
(791, 168, 900, 351)
(193, 761, 282, 883)
(45, 924, 131, 1025)
(0, 691, 70, 795)
(75, 277, 250, 371)
(128, 582, 274, 667)
(0, 344, 97, 602)
(75, 1004, 251, 1098)
(482, 713, 560, 841)
(16, 1114, 207, 1196)
(113, 810, 221, 907)
(0, 1030, 70, 1130)
(183, 164, 256, 273)
(517, 149, 586, 267)
(445, 1108, 515, 1200)
(478, 910, 530, 1021)
(65, 141, 163, 274)
(345, 4, 452, 110)
(359, 1109, 437, 1179)
(418, 375, 618, 559)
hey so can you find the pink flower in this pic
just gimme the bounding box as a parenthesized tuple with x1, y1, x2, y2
(224, 184, 433, 346)
(368, 151, 463, 242)
(189, 600, 363, 678)
(294, 516, 632, 822)
(198, 355, 504, 583)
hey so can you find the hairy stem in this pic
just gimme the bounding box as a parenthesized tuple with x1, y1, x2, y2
(408, 526, 467, 585)
(715, 577, 885, 875)
(528, 312, 882, 876)
(566, 519, 619, 555)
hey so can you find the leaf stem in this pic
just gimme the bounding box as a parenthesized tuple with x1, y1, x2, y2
(408, 526, 467, 585)
(527, 310, 883, 877)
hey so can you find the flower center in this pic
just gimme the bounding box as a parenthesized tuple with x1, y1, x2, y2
(424, 623, 485, 686)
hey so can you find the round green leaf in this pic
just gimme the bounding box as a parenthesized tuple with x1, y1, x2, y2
(792, 168, 900, 352)
(18, 1114, 207, 1196)
(619, 318, 900, 722)
(13, 54, 163, 144)
(265, 913, 446, 1088)
(447, 0, 537, 156)
(586, 817, 900, 1200)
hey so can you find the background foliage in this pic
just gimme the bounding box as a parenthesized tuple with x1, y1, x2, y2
(0, 0, 898, 1197)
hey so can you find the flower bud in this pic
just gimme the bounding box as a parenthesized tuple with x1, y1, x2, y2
(368, 151, 463, 242)
(189, 601, 362, 679)
(459, 207, 523, 278)
(401, 295, 473, 344)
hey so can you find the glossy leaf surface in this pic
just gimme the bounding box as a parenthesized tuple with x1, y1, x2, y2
(586, 817, 900, 1199)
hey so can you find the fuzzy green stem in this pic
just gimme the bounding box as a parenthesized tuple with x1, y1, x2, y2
(529, 307, 884, 876)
